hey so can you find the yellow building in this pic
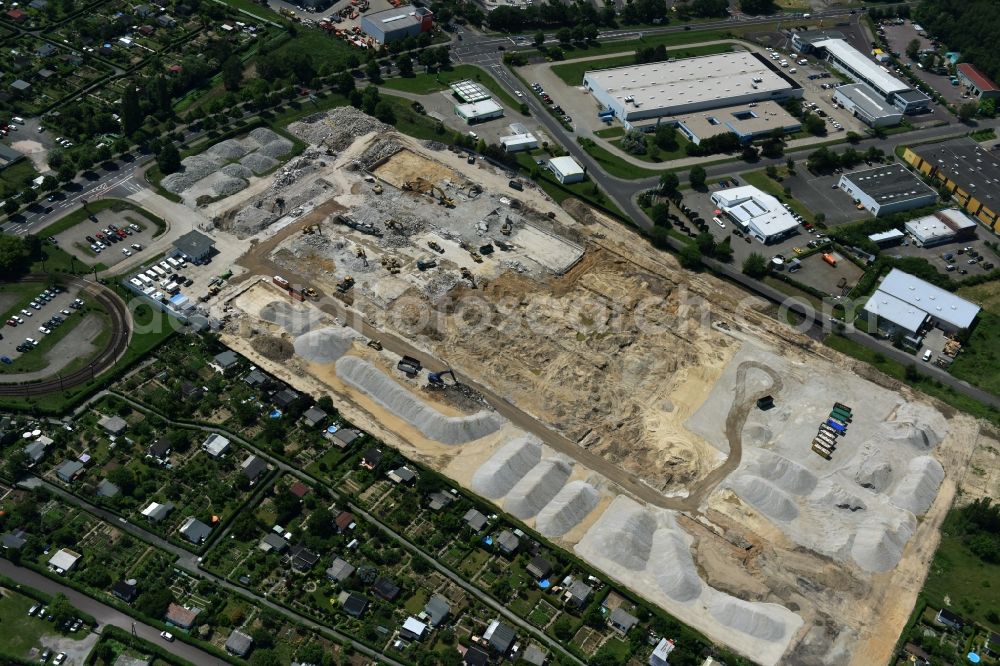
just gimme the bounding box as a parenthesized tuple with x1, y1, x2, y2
(902, 139, 999, 232)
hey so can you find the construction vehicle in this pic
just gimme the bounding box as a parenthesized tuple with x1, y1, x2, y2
(479, 244, 494, 256)
(433, 187, 455, 207)
(397, 355, 422, 375)
(428, 369, 457, 387)
(273, 275, 290, 289)
(336, 276, 355, 293)
(335, 214, 382, 237)
(501, 218, 512, 235)
(272, 197, 286, 213)
(302, 223, 321, 235)
(381, 256, 401, 274)
(460, 267, 476, 288)
(303, 287, 319, 300)
(427, 241, 444, 254)
(356, 247, 368, 267)
(822, 253, 837, 267)
(469, 251, 483, 263)
(385, 219, 401, 232)
(833, 402, 852, 414)
(495, 240, 514, 252)
(367, 339, 383, 351)
(417, 258, 437, 271)
(811, 442, 832, 460)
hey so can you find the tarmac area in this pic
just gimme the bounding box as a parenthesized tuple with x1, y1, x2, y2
(52, 208, 161, 268)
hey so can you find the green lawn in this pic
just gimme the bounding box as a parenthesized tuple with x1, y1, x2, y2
(403, 589, 429, 615)
(741, 169, 816, 223)
(593, 127, 624, 139)
(382, 64, 523, 111)
(948, 310, 1000, 396)
(550, 42, 736, 86)
(272, 29, 355, 71)
(762, 275, 824, 310)
(921, 518, 1000, 632)
(611, 132, 692, 163)
(0, 587, 86, 660)
(574, 139, 660, 179)
(536, 24, 774, 61)
(458, 548, 491, 578)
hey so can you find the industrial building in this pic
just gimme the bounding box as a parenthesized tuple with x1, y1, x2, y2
(956, 63, 1000, 101)
(811, 38, 930, 113)
(582, 52, 802, 130)
(833, 83, 903, 128)
(711, 185, 800, 244)
(837, 164, 938, 216)
(863, 268, 980, 336)
(454, 99, 504, 124)
(548, 156, 586, 184)
(360, 5, 432, 44)
(449, 80, 491, 103)
(903, 139, 1000, 231)
(868, 228, 905, 247)
(790, 29, 846, 54)
(500, 133, 538, 152)
(904, 209, 978, 247)
(673, 101, 801, 145)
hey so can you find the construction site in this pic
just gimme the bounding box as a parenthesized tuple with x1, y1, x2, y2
(195, 107, 996, 666)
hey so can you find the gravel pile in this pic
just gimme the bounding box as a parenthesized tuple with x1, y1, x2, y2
(210, 175, 249, 199)
(575, 497, 657, 571)
(652, 528, 702, 602)
(534, 480, 600, 537)
(182, 154, 223, 179)
(709, 597, 789, 642)
(222, 163, 254, 180)
(504, 459, 572, 520)
(249, 127, 283, 146)
(258, 138, 295, 159)
(728, 475, 799, 522)
(355, 136, 403, 169)
(293, 327, 355, 364)
(471, 437, 541, 498)
(240, 153, 279, 174)
(423, 140, 446, 151)
(259, 300, 323, 336)
(850, 511, 916, 573)
(746, 450, 817, 496)
(890, 456, 944, 516)
(336, 356, 505, 444)
(288, 107, 391, 151)
(207, 139, 249, 161)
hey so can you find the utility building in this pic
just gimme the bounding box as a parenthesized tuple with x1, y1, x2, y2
(956, 63, 1000, 101)
(903, 139, 1000, 231)
(864, 268, 980, 336)
(904, 209, 978, 247)
(837, 164, 937, 216)
(833, 83, 903, 127)
(711, 185, 799, 244)
(548, 156, 586, 184)
(361, 5, 433, 44)
(454, 99, 504, 124)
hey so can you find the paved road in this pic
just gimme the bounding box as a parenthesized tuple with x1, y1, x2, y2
(0, 559, 229, 666)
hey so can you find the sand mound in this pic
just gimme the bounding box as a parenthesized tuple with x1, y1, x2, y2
(222, 163, 254, 180)
(505, 459, 572, 520)
(813, 482, 868, 512)
(240, 153, 279, 175)
(709, 597, 789, 642)
(471, 437, 541, 499)
(729, 475, 799, 522)
(249, 127, 282, 146)
(850, 512, 916, 572)
(852, 458, 893, 492)
(251, 335, 293, 361)
(294, 327, 354, 364)
(575, 497, 656, 570)
(890, 456, 944, 516)
(747, 450, 817, 496)
(207, 139, 248, 161)
(885, 421, 943, 450)
(535, 480, 600, 537)
(744, 423, 773, 447)
(259, 300, 322, 336)
(336, 356, 504, 444)
(258, 139, 294, 159)
(651, 528, 702, 602)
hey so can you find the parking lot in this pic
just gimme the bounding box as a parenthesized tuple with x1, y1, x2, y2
(53, 207, 162, 267)
(0, 285, 88, 366)
(885, 234, 997, 277)
(125, 245, 231, 311)
(879, 20, 967, 106)
(783, 168, 881, 226)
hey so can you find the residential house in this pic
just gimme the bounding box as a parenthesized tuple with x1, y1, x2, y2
(37, 68, 55, 79)
(609, 608, 639, 636)
(240, 455, 268, 483)
(211, 350, 240, 374)
(463, 646, 489, 666)
(302, 406, 327, 427)
(243, 369, 269, 389)
(1, 529, 28, 550)
(424, 594, 450, 627)
(339, 591, 368, 617)
(35, 43, 56, 57)
(373, 577, 400, 601)
(23, 440, 46, 466)
(463, 509, 487, 531)
(523, 645, 547, 666)
(400, 617, 427, 641)
(155, 14, 176, 27)
(147, 438, 171, 461)
(649, 638, 675, 666)
(165, 602, 200, 630)
(11, 79, 31, 93)
(178, 517, 212, 544)
(335, 511, 355, 533)
(387, 466, 416, 484)
(141, 501, 174, 523)
(565, 580, 592, 608)
(935, 608, 964, 631)
(225, 630, 254, 657)
(289, 482, 310, 499)
(111, 579, 139, 603)
(56, 459, 85, 483)
(330, 428, 359, 448)
(137, 24, 155, 36)
(428, 490, 454, 511)
(180, 381, 204, 400)
(526, 556, 552, 580)
(48, 548, 81, 574)
(133, 4, 154, 18)
(326, 557, 355, 583)
(201, 433, 230, 457)
(290, 544, 320, 572)
(484, 619, 516, 654)
(985, 632, 1000, 658)
(903, 643, 931, 664)
(495, 530, 520, 556)
(272, 388, 300, 410)
(5, 8, 27, 21)
(96, 479, 120, 498)
(259, 533, 288, 554)
(360, 447, 382, 469)
(99, 415, 128, 436)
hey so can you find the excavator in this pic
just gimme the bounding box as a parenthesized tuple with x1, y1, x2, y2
(501, 217, 512, 235)
(356, 247, 368, 267)
(428, 369, 457, 387)
(460, 267, 476, 288)
(402, 179, 454, 207)
(427, 241, 444, 254)
(432, 186, 455, 208)
(385, 219, 401, 232)
(336, 276, 355, 293)
(302, 223, 321, 235)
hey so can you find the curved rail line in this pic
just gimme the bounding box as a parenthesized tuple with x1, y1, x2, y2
(0, 274, 132, 397)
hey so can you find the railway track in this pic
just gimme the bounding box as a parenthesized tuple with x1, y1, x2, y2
(0, 274, 132, 397)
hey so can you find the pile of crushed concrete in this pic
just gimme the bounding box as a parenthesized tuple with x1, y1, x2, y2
(162, 129, 294, 197)
(288, 107, 391, 152)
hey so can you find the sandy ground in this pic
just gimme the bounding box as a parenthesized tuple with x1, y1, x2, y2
(11, 139, 48, 174)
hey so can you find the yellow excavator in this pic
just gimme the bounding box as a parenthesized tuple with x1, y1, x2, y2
(433, 186, 455, 208)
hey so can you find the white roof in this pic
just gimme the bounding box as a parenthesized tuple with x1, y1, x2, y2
(402, 617, 427, 636)
(813, 39, 909, 95)
(863, 289, 929, 333)
(48, 548, 81, 570)
(548, 156, 584, 178)
(868, 229, 905, 243)
(455, 99, 503, 118)
(202, 433, 230, 456)
(905, 209, 978, 242)
(877, 268, 981, 329)
(449, 79, 491, 103)
(500, 133, 537, 147)
(711, 185, 799, 239)
(584, 52, 794, 114)
(652, 638, 676, 659)
(834, 83, 901, 119)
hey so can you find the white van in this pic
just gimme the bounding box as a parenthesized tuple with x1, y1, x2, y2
(789, 68, 797, 74)
(138, 274, 153, 285)
(164, 282, 179, 294)
(158, 261, 172, 272)
(151, 266, 167, 277)
(166, 257, 181, 268)
(142, 286, 155, 295)
(130, 278, 143, 288)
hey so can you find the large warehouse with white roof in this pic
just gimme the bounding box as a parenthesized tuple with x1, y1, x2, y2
(863, 268, 980, 336)
(811, 38, 930, 114)
(711, 185, 800, 244)
(582, 52, 802, 130)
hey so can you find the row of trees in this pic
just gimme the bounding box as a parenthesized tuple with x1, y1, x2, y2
(915, 0, 1000, 86)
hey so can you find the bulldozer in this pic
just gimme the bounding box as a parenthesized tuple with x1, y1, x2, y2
(469, 251, 483, 264)
(501, 217, 513, 235)
(303, 287, 319, 300)
(367, 339, 383, 351)
(427, 241, 444, 254)
(336, 276, 355, 293)
(381, 256, 401, 274)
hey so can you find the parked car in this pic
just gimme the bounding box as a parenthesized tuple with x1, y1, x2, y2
(160, 631, 174, 642)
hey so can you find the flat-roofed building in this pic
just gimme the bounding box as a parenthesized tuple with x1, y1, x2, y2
(449, 80, 490, 103)
(864, 268, 981, 335)
(548, 156, 586, 184)
(583, 52, 802, 130)
(674, 101, 801, 145)
(904, 208, 978, 247)
(500, 133, 538, 152)
(837, 164, 938, 216)
(812, 38, 930, 113)
(455, 99, 504, 124)
(360, 5, 433, 44)
(903, 138, 1000, 231)
(711, 185, 800, 244)
(790, 28, 846, 54)
(834, 83, 903, 127)
(957, 63, 1000, 101)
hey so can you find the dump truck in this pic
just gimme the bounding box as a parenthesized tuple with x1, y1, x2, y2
(416, 258, 437, 271)
(397, 355, 422, 375)
(812, 443, 832, 460)
(428, 241, 444, 254)
(336, 276, 355, 293)
(825, 419, 846, 433)
(273, 275, 290, 289)
(833, 402, 852, 414)
(831, 408, 852, 423)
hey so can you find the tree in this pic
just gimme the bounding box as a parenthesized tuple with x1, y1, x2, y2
(534, 30, 545, 47)
(742, 252, 769, 278)
(396, 54, 414, 77)
(553, 616, 574, 640)
(365, 60, 382, 83)
(765, 164, 779, 180)
(906, 38, 921, 61)
(742, 144, 759, 161)
(739, 0, 777, 14)
(845, 131, 862, 144)
(49, 594, 74, 626)
(678, 243, 702, 269)
(556, 27, 572, 45)
(802, 112, 826, 135)
(650, 203, 671, 227)
(0, 236, 29, 276)
(5, 450, 30, 480)
(222, 56, 244, 91)
(659, 171, 679, 194)
(108, 467, 136, 496)
(121, 85, 142, 137)
(958, 101, 979, 122)
(689, 165, 707, 189)
(156, 142, 181, 175)
(307, 506, 335, 538)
